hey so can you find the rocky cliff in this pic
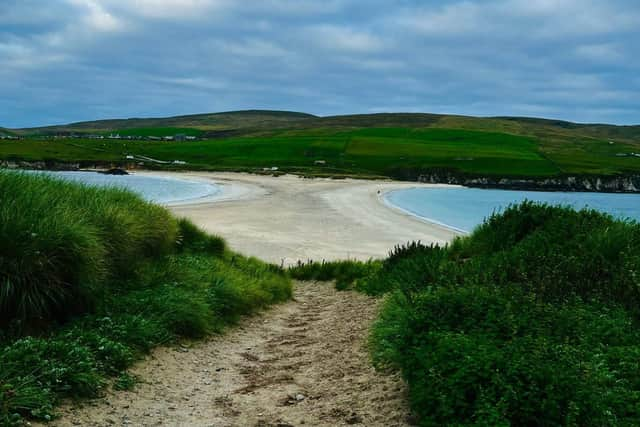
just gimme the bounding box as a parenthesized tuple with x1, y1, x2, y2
(417, 171, 640, 193)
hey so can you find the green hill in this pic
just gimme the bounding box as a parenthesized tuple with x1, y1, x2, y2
(13, 110, 317, 135)
(2, 110, 639, 180)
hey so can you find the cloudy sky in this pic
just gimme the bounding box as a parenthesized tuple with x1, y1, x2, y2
(1, 0, 639, 127)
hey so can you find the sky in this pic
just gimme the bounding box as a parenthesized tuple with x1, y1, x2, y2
(1, 0, 639, 128)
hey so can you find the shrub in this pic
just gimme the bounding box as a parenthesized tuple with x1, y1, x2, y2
(368, 203, 640, 426)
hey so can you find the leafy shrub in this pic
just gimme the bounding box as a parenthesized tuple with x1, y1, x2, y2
(113, 372, 137, 391)
(368, 203, 640, 426)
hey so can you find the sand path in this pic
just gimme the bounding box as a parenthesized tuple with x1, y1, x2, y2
(154, 172, 460, 266)
(51, 282, 413, 427)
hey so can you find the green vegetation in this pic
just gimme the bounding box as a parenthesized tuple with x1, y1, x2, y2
(304, 204, 640, 425)
(289, 259, 380, 290)
(0, 171, 292, 425)
(108, 127, 203, 137)
(3, 111, 639, 179)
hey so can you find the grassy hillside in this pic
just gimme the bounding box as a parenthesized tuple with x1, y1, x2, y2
(14, 110, 316, 135)
(2, 111, 639, 178)
(0, 171, 291, 425)
(291, 204, 640, 425)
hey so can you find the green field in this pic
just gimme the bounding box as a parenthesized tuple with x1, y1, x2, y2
(107, 127, 204, 137)
(2, 111, 639, 178)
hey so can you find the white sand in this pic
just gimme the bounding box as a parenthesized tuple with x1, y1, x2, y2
(141, 171, 461, 265)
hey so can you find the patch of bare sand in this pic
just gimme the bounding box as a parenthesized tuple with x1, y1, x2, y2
(145, 171, 460, 266)
(50, 282, 413, 427)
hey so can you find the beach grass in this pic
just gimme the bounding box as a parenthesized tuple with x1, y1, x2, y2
(288, 259, 380, 290)
(0, 171, 292, 425)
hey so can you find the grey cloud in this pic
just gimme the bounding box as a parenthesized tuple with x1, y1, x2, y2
(0, 0, 638, 127)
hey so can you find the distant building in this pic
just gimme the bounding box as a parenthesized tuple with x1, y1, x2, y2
(174, 134, 186, 142)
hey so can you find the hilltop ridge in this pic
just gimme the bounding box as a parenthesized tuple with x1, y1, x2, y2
(7, 110, 640, 143)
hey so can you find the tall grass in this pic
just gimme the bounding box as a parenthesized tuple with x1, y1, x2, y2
(364, 203, 640, 425)
(0, 171, 178, 329)
(288, 259, 379, 289)
(0, 171, 292, 424)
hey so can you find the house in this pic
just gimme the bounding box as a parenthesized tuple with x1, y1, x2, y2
(163, 136, 174, 141)
(174, 134, 186, 142)
(314, 160, 326, 165)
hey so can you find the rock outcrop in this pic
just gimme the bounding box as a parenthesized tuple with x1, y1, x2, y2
(416, 171, 640, 193)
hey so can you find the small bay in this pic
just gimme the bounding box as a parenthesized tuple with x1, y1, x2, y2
(385, 187, 640, 233)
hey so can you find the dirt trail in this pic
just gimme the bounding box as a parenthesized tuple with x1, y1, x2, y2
(51, 282, 413, 427)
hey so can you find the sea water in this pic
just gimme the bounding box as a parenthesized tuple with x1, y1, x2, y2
(32, 171, 220, 204)
(385, 187, 640, 233)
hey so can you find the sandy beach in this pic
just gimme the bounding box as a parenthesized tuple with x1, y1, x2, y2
(140, 171, 460, 265)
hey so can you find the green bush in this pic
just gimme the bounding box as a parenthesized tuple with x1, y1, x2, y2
(368, 203, 640, 426)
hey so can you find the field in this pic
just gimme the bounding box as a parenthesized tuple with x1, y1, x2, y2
(2, 111, 639, 179)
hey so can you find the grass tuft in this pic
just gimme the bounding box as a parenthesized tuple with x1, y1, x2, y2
(288, 259, 379, 289)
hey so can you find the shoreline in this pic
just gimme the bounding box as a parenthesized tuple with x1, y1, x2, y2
(380, 188, 470, 235)
(144, 171, 461, 265)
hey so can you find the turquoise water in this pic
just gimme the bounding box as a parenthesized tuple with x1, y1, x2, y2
(385, 187, 640, 233)
(33, 171, 220, 204)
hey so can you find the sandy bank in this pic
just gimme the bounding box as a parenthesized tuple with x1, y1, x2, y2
(141, 171, 461, 265)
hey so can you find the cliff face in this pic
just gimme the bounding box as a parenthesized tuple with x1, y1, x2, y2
(417, 172, 640, 193)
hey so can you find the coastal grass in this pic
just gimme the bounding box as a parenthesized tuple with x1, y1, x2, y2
(0, 171, 292, 425)
(3, 124, 639, 178)
(288, 259, 380, 290)
(0, 171, 178, 329)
